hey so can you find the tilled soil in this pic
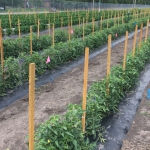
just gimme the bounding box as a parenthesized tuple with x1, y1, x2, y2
(121, 82, 150, 150)
(0, 28, 149, 150)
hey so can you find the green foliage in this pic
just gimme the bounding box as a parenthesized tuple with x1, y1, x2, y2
(34, 35, 150, 150)
(0, 16, 149, 97)
(0, 9, 136, 35)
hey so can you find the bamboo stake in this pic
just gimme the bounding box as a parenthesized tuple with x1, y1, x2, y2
(132, 25, 138, 56)
(38, 19, 40, 38)
(123, 31, 128, 71)
(29, 63, 35, 150)
(139, 23, 143, 48)
(106, 35, 111, 95)
(30, 26, 32, 55)
(82, 47, 89, 133)
(18, 19, 21, 38)
(52, 23, 54, 47)
(68, 21, 71, 41)
(145, 19, 149, 42)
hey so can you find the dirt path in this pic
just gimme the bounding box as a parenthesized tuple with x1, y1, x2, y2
(0, 29, 149, 150)
(121, 82, 150, 150)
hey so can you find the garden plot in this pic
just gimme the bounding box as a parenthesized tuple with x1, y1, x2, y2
(0, 26, 149, 150)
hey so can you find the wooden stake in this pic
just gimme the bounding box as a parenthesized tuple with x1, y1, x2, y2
(82, 47, 89, 133)
(122, 14, 124, 24)
(83, 18, 84, 40)
(29, 63, 35, 150)
(54, 13, 55, 23)
(30, 26, 32, 55)
(52, 23, 54, 47)
(106, 35, 111, 94)
(123, 31, 128, 71)
(132, 25, 138, 56)
(61, 17, 63, 29)
(18, 19, 21, 38)
(34, 12, 37, 24)
(0, 20, 1, 27)
(0, 28, 4, 78)
(145, 19, 149, 42)
(114, 14, 116, 26)
(107, 20, 108, 29)
(118, 13, 119, 25)
(38, 19, 40, 38)
(68, 21, 71, 41)
(139, 23, 143, 48)
(100, 16, 102, 30)
(79, 16, 80, 27)
(71, 16, 72, 30)
(92, 17, 94, 35)
(8, 10, 12, 28)
(48, 18, 50, 36)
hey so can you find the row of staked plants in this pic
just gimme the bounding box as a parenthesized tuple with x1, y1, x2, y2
(0, 18, 148, 96)
(34, 32, 150, 149)
(0, 17, 148, 96)
(3, 13, 138, 59)
(1, 9, 138, 35)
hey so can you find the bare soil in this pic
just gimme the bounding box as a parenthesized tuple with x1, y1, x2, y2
(0, 29, 149, 150)
(121, 82, 150, 150)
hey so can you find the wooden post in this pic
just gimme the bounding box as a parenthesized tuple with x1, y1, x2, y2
(100, 16, 102, 30)
(52, 23, 54, 47)
(0, 20, 1, 27)
(18, 19, 21, 38)
(83, 18, 84, 40)
(123, 31, 128, 71)
(38, 19, 40, 38)
(29, 63, 35, 150)
(145, 19, 149, 42)
(106, 35, 111, 94)
(30, 26, 32, 55)
(8, 10, 12, 28)
(139, 23, 143, 48)
(48, 18, 50, 36)
(82, 47, 89, 133)
(132, 25, 138, 56)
